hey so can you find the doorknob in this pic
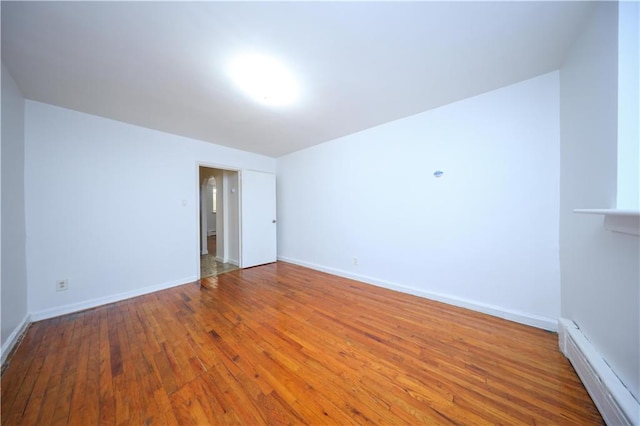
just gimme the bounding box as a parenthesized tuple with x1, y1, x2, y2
(272, 219, 277, 223)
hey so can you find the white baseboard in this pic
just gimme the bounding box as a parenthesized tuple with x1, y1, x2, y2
(1, 313, 31, 366)
(558, 318, 638, 425)
(214, 256, 238, 267)
(278, 256, 557, 331)
(30, 275, 198, 322)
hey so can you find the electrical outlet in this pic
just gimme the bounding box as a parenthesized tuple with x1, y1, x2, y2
(353, 257, 359, 266)
(56, 279, 69, 292)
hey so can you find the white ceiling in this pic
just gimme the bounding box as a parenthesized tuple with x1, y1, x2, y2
(2, 1, 593, 158)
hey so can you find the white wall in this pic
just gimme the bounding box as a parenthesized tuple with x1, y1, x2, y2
(278, 72, 560, 329)
(211, 169, 240, 264)
(617, 1, 640, 210)
(24, 101, 275, 318)
(225, 170, 240, 265)
(208, 203, 216, 235)
(214, 170, 225, 260)
(1, 64, 29, 358)
(560, 2, 639, 401)
(205, 180, 216, 236)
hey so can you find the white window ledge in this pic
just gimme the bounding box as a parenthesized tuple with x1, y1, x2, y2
(574, 209, 640, 236)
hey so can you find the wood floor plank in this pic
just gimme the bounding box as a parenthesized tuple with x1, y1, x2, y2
(2, 262, 603, 425)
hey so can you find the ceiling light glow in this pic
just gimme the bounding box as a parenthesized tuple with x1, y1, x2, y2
(228, 53, 299, 106)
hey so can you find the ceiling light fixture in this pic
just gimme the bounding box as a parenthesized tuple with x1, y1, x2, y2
(228, 53, 300, 107)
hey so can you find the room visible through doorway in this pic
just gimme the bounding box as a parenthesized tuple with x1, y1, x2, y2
(200, 235, 238, 277)
(199, 166, 240, 278)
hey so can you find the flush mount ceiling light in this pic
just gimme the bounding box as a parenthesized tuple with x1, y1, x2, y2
(228, 53, 300, 106)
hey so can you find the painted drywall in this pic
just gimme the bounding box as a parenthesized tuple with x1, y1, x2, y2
(225, 171, 240, 265)
(210, 169, 240, 264)
(277, 72, 561, 329)
(1, 64, 29, 355)
(24, 101, 275, 318)
(207, 184, 217, 235)
(617, 0, 640, 210)
(200, 177, 217, 237)
(560, 1, 639, 401)
(213, 170, 225, 261)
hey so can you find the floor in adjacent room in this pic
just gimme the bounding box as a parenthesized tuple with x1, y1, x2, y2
(1, 262, 603, 425)
(200, 235, 238, 278)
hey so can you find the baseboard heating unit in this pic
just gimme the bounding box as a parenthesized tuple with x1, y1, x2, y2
(558, 318, 639, 425)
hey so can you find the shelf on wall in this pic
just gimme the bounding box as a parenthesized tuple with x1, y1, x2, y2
(573, 209, 640, 236)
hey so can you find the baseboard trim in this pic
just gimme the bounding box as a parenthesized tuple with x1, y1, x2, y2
(558, 319, 638, 425)
(214, 256, 239, 267)
(30, 275, 198, 322)
(1, 313, 31, 366)
(278, 256, 557, 331)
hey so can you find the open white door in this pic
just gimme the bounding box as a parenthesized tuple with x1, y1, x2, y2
(240, 170, 277, 268)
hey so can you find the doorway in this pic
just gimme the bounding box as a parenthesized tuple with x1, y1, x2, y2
(199, 166, 240, 278)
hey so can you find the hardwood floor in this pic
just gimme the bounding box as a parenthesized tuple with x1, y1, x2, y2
(2, 262, 602, 425)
